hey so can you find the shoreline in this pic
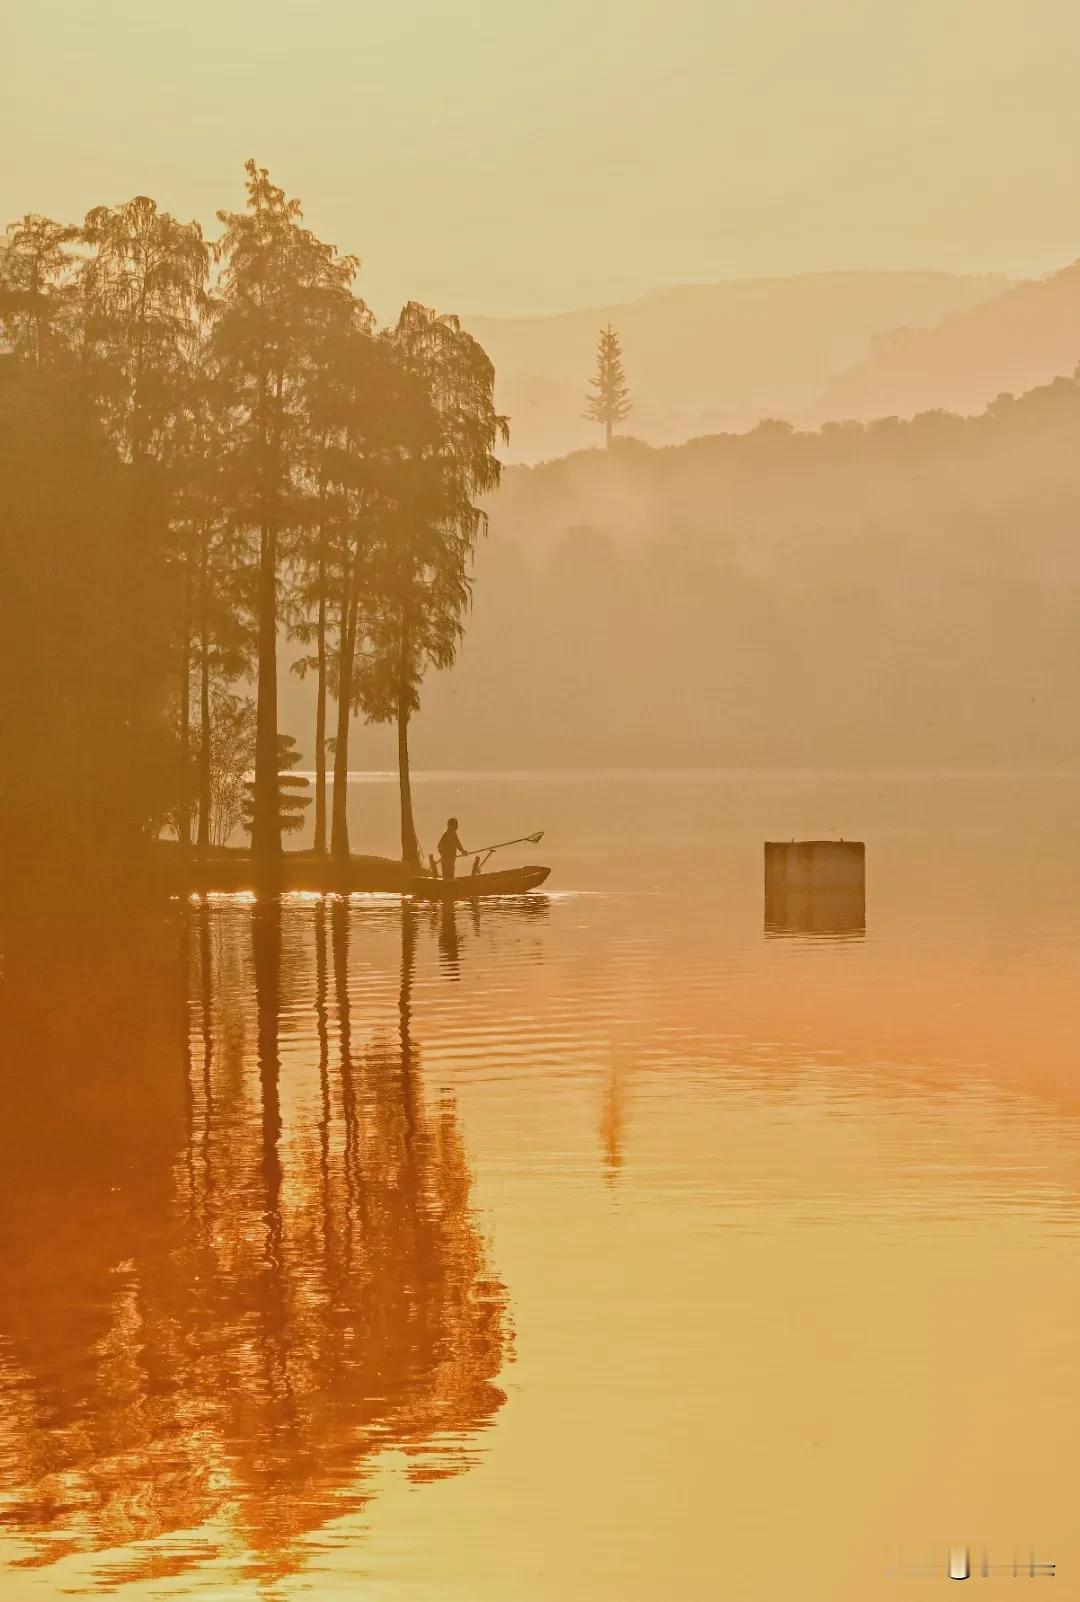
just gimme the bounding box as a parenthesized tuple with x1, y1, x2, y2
(154, 844, 413, 896)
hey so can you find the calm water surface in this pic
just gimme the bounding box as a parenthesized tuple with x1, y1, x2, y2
(2, 770, 1080, 1600)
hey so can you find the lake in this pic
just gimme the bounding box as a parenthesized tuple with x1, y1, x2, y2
(2, 769, 1079, 1599)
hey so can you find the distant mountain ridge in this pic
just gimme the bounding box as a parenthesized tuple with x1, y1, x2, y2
(462, 270, 1009, 463)
(808, 260, 1080, 424)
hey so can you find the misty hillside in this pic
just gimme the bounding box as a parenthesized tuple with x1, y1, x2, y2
(284, 375, 1080, 773)
(811, 261, 1080, 424)
(461, 272, 1007, 463)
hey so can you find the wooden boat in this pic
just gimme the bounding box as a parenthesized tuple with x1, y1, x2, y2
(408, 864, 550, 900)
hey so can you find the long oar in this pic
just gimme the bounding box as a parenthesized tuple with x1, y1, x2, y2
(470, 829, 544, 858)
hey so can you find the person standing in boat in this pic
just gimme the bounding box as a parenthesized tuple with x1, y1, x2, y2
(438, 817, 466, 880)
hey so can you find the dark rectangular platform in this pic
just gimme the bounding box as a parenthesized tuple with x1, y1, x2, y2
(764, 840, 866, 937)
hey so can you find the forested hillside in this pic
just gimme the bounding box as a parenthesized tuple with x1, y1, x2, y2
(462, 271, 1006, 462)
(300, 376, 1080, 771)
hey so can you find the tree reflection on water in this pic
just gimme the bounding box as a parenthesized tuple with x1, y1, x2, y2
(0, 897, 511, 1588)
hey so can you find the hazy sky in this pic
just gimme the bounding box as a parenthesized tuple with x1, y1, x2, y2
(6, 0, 1080, 319)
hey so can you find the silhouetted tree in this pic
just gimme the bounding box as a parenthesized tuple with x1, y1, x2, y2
(170, 352, 253, 849)
(288, 302, 392, 861)
(287, 273, 381, 857)
(242, 733, 311, 840)
(362, 304, 507, 864)
(189, 686, 256, 846)
(73, 197, 212, 847)
(213, 161, 355, 872)
(79, 195, 209, 462)
(0, 214, 80, 365)
(584, 323, 631, 448)
(1, 169, 509, 879)
(0, 360, 174, 880)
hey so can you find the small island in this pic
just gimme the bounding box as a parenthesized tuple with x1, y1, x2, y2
(2, 167, 506, 901)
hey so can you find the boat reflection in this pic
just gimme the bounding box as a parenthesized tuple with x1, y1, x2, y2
(425, 892, 550, 981)
(0, 899, 511, 1587)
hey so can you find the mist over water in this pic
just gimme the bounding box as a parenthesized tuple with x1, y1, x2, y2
(2, 769, 1079, 1599)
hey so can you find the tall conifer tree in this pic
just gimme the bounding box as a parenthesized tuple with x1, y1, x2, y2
(584, 323, 631, 448)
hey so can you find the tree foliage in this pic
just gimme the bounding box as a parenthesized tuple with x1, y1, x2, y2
(212, 161, 359, 867)
(80, 195, 209, 461)
(0, 162, 508, 879)
(188, 686, 257, 847)
(0, 360, 174, 881)
(0, 215, 80, 365)
(358, 304, 508, 862)
(241, 733, 311, 840)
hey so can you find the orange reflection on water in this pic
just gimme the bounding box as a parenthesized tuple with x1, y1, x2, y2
(3, 772, 1080, 1601)
(0, 899, 509, 1590)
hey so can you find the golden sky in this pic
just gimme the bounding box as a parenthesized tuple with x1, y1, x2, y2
(6, 0, 1080, 317)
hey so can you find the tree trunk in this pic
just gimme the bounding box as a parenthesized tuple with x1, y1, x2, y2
(397, 692, 420, 867)
(131, 276, 149, 462)
(605, 416, 612, 450)
(178, 557, 192, 852)
(395, 613, 421, 866)
(330, 556, 357, 862)
(252, 516, 280, 868)
(253, 375, 283, 874)
(314, 535, 328, 857)
(196, 539, 212, 852)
